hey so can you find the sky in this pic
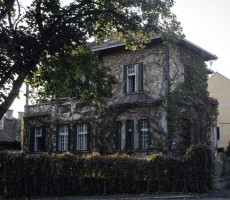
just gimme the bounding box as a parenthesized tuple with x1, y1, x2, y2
(9, 0, 230, 117)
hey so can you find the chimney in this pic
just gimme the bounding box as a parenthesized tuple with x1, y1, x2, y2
(5, 110, 13, 120)
(18, 112, 23, 119)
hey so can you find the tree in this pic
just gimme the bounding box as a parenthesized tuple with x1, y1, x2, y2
(0, 0, 183, 119)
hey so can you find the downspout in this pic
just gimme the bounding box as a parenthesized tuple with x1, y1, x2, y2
(164, 46, 170, 155)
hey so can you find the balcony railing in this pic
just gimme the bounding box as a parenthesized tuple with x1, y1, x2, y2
(24, 103, 52, 116)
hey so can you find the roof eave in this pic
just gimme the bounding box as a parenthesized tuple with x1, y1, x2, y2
(178, 39, 218, 61)
(92, 37, 218, 61)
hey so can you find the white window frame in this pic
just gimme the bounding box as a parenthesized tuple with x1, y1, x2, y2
(140, 119, 149, 150)
(217, 125, 222, 143)
(127, 64, 139, 93)
(76, 123, 88, 151)
(34, 127, 42, 151)
(58, 125, 69, 151)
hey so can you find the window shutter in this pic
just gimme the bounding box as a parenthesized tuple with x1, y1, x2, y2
(115, 121, 121, 150)
(41, 127, 46, 151)
(131, 120, 134, 150)
(68, 124, 71, 151)
(147, 119, 150, 148)
(125, 120, 128, 149)
(123, 65, 128, 94)
(73, 124, 77, 151)
(136, 63, 143, 92)
(29, 128, 35, 152)
(138, 120, 141, 149)
(87, 123, 90, 151)
(56, 125, 59, 151)
(125, 120, 134, 150)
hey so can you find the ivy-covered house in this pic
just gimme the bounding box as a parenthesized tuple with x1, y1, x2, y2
(22, 37, 218, 155)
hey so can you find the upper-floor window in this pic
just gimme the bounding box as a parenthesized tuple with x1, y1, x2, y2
(58, 125, 69, 151)
(124, 63, 143, 93)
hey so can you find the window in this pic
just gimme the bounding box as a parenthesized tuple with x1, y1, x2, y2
(76, 123, 89, 151)
(125, 120, 134, 150)
(34, 127, 43, 151)
(139, 119, 149, 150)
(58, 125, 69, 151)
(124, 63, 143, 93)
(115, 121, 122, 150)
(29, 127, 45, 152)
(217, 126, 222, 142)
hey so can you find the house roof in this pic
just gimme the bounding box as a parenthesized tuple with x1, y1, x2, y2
(91, 37, 218, 61)
(209, 72, 230, 81)
(113, 93, 160, 105)
(0, 117, 20, 142)
(179, 96, 205, 107)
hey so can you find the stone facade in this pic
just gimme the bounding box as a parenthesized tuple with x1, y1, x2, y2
(22, 38, 217, 155)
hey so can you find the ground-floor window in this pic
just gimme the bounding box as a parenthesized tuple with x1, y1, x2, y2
(58, 125, 69, 151)
(76, 123, 89, 151)
(139, 119, 149, 150)
(35, 127, 43, 151)
(29, 127, 45, 152)
(217, 126, 222, 142)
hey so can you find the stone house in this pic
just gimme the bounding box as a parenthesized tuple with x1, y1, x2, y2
(22, 37, 218, 155)
(0, 110, 23, 150)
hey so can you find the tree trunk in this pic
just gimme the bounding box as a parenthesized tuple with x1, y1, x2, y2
(0, 70, 27, 120)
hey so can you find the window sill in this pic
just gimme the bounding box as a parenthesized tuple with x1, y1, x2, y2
(125, 91, 144, 95)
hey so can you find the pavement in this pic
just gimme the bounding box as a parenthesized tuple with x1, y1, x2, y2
(25, 189, 230, 200)
(1, 189, 230, 200)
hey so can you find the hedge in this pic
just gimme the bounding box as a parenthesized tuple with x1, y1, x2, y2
(0, 145, 213, 199)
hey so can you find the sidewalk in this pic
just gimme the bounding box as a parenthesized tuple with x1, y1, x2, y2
(28, 189, 230, 200)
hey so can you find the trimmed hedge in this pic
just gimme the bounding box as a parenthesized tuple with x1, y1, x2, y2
(0, 145, 213, 199)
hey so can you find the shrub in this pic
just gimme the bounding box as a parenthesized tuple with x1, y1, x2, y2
(0, 145, 213, 198)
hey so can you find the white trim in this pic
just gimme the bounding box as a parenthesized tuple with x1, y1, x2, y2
(76, 123, 88, 151)
(126, 64, 139, 93)
(34, 127, 42, 151)
(58, 125, 68, 151)
(140, 119, 149, 150)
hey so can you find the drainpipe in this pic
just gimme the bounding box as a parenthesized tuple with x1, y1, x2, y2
(164, 46, 170, 155)
(25, 84, 29, 114)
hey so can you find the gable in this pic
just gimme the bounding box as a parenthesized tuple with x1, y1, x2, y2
(208, 72, 230, 102)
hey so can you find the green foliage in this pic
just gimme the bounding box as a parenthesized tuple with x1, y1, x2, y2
(0, 145, 213, 198)
(183, 144, 213, 193)
(167, 52, 215, 155)
(0, 0, 184, 119)
(225, 141, 230, 157)
(27, 45, 116, 104)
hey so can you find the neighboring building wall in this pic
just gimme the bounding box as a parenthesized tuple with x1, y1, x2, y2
(0, 110, 22, 150)
(208, 72, 230, 151)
